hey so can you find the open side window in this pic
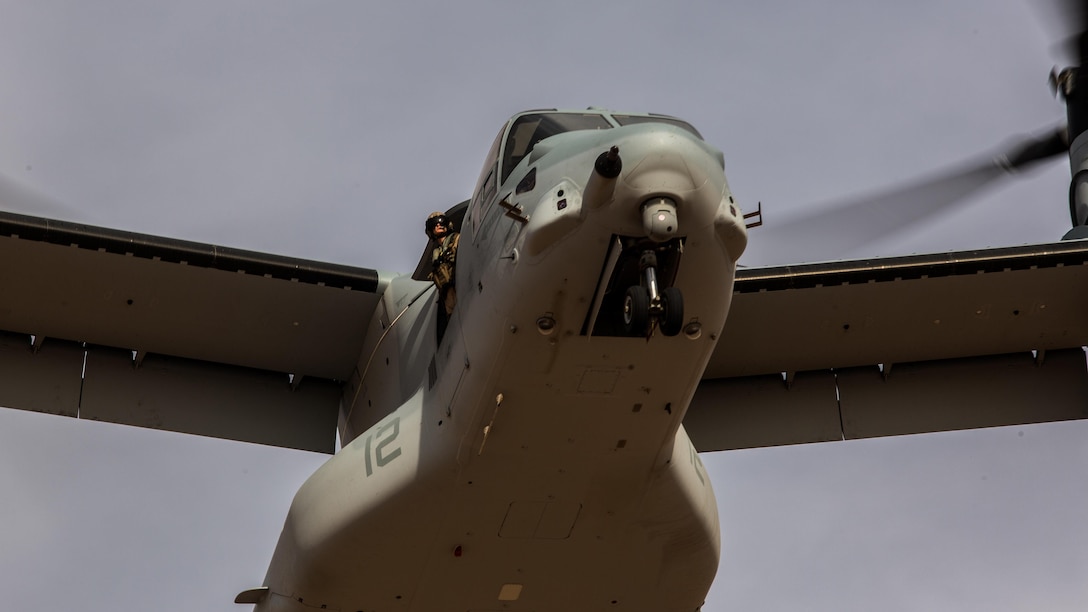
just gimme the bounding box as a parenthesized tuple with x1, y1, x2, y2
(411, 201, 469, 282)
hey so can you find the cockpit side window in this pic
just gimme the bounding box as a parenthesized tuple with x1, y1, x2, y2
(467, 127, 504, 240)
(611, 114, 703, 139)
(473, 127, 504, 201)
(500, 113, 612, 182)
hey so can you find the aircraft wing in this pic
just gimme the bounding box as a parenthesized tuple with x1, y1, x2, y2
(5, 210, 1086, 455)
(0, 211, 386, 453)
(686, 241, 1088, 451)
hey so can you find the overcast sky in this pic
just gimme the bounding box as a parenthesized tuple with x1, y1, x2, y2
(0, 1, 1085, 611)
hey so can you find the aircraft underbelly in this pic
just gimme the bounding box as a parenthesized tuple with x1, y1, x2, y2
(259, 349, 720, 612)
(415, 331, 723, 612)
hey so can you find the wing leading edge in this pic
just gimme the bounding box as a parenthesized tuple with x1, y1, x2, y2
(687, 241, 1088, 451)
(0, 211, 388, 453)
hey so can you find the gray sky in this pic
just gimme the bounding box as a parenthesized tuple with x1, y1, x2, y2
(0, 1, 1085, 610)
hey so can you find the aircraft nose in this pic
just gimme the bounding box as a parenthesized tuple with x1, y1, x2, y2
(621, 136, 710, 196)
(601, 127, 729, 241)
(522, 125, 746, 263)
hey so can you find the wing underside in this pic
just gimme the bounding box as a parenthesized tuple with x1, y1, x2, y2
(0, 211, 385, 453)
(687, 241, 1088, 451)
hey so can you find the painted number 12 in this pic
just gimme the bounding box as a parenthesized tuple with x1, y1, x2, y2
(363, 417, 402, 477)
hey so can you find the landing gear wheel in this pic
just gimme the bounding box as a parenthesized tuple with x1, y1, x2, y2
(623, 286, 651, 336)
(660, 287, 684, 337)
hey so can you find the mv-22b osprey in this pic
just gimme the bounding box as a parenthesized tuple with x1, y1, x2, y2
(2, 106, 1088, 612)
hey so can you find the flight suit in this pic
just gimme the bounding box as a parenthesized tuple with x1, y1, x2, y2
(429, 232, 460, 317)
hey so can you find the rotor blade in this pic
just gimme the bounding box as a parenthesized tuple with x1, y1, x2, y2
(1060, 0, 1088, 64)
(1033, 0, 1088, 63)
(996, 125, 1068, 170)
(752, 127, 1067, 264)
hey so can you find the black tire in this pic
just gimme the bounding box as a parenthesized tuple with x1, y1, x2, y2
(660, 286, 684, 337)
(623, 285, 651, 336)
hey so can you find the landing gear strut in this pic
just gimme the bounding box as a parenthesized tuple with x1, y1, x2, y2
(622, 250, 684, 337)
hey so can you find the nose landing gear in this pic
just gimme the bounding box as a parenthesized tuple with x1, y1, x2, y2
(622, 250, 684, 337)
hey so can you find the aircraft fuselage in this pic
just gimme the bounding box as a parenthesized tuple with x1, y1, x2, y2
(253, 110, 748, 612)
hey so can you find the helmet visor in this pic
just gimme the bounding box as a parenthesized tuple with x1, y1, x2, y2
(426, 215, 451, 235)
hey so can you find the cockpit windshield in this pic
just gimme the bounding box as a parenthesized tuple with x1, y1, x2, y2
(611, 114, 702, 138)
(501, 113, 612, 181)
